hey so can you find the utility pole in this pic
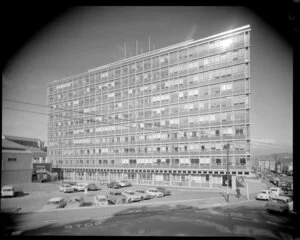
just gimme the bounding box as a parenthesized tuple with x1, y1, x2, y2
(225, 142, 230, 202)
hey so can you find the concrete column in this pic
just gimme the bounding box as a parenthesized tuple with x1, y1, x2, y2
(108, 172, 111, 182)
(188, 174, 192, 187)
(84, 171, 87, 182)
(121, 172, 124, 181)
(136, 172, 139, 184)
(231, 175, 236, 191)
(199, 174, 202, 187)
(169, 173, 172, 186)
(152, 173, 155, 186)
(209, 174, 213, 188)
(96, 171, 98, 183)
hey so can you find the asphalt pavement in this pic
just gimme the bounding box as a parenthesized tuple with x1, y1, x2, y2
(16, 200, 298, 239)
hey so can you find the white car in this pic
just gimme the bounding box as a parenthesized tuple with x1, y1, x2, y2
(59, 184, 74, 193)
(122, 190, 142, 203)
(270, 187, 284, 198)
(95, 195, 109, 206)
(265, 196, 293, 213)
(73, 183, 89, 191)
(146, 188, 164, 198)
(65, 196, 84, 209)
(118, 181, 132, 187)
(42, 197, 66, 210)
(256, 190, 271, 200)
(1, 185, 15, 197)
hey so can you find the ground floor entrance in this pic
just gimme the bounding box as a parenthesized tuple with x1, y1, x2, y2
(62, 169, 238, 190)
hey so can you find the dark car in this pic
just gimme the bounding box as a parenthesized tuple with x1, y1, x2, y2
(87, 183, 100, 191)
(107, 181, 117, 188)
(112, 183, 122, 189)
(155, 187, 171, 196)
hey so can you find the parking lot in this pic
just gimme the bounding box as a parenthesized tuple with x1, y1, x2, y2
(1, 181, 228, 213)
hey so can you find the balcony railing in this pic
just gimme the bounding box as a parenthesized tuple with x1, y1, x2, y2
(55, 164, 249, 171)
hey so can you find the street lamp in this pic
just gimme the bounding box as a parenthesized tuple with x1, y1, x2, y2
(225, 142, 230, 202)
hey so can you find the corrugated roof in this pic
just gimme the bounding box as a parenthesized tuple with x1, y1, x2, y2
(24, 146, 47, 156)
(4, 135, 41, 143)
(2, 139, 27, 150)
(2, 149, 33, 154)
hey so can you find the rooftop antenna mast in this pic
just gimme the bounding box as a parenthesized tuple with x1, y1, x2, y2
(124, 43, 127, 59)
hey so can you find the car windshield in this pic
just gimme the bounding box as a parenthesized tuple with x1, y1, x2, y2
(137, 190, 145, 193)
(3, 189, 13, 192)
(114, 192, 121, 195)
(260, 191, 267, 194)
(270, 189, 277, 192)
(127, 192, 134, 195)
(273, 199, 286, 204)
(98, 198, 107, 202)
(48, 201, 60, 205)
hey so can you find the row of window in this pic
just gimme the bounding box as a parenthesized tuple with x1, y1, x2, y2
(49, 58, 248, 103)
(48, 140, 249, 157)
(49, 94, 249, 131)
(49, 124, 247, 141)
(50, 77, 248, 114)
(48, 109, 248, 141)
(49, 33, 248, 93)
(53, 154, 249, 166)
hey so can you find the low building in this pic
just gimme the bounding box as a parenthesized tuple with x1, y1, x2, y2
(32, 163, 54, 182)
(3, 135, 47, 166)
(3, 135, 45, 151)
(1, 139, 33, 185)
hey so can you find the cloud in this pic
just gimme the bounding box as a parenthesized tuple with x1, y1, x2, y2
(252, 138, 275, 144)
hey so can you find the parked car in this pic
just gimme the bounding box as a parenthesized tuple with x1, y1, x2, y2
(146, 188, 164, 198)
(65, 196, 84, 209)
(256, 190, 271, 200)
(59, 184, 74, 193)
(95, 195, 109, 206)
(112, 183, 122, 189)
(277, 181, 287, 188)
(87, 183, 100, 191)
(107, 181, 118, 188)
(42, 197, 66, 210)
(73, 183, 89, 191)
(1, 185, 15, 197)
(122, 190, 142, 203)
(265, 196, 293, 213)
(118, 181, 132, 187)
(270, 187, 284, 198)
(107, 191, 127, 204)
(135, 190, 152, 200)
(274, 178, 280, 186)
(155, 187, 171, 196)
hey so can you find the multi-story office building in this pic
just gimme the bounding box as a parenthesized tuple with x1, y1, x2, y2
(48, 25, 251, 189)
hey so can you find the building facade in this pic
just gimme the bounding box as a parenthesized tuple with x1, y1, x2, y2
(3, 135, 48, 165)
(48, 25, 251, 189)
(2, 139, 33, 185)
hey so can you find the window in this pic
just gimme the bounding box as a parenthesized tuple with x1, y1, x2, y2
(8, 158, 17, 161)
(179, 49, 187, 62)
